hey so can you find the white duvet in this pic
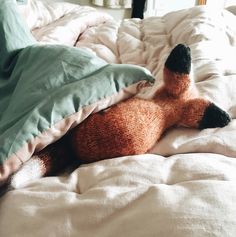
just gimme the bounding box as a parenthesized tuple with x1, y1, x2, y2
(1, 1, 236, 236)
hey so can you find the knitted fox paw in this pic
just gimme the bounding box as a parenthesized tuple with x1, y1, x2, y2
(163, 44, 192, 97)
(198, 102, 231, 129)
(179, 98, 231, 129)
(165, 44, 191, 74)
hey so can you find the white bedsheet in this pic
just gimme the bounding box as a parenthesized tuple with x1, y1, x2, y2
(1, 154, 236, 236)
(1, 1, 236, 236)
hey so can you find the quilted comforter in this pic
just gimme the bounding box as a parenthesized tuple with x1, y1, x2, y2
(1, 0, 236, 236)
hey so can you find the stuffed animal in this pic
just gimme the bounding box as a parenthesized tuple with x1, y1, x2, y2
(10, 44, 231, 189)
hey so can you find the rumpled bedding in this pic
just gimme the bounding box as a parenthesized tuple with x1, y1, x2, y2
(1, 0, 236, 236)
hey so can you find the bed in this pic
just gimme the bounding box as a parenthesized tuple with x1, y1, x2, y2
(1, 0, 236, 236)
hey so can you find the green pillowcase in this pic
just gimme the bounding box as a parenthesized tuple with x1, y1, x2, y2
(0, 0, 155, 186)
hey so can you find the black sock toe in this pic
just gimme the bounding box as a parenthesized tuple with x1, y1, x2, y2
(199, 103, 231, 129)
(165, 44, 191, 74)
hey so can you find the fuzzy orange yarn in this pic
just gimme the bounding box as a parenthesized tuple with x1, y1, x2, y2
(71, 97, 165, 163)
(70, 72, 210, 163)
